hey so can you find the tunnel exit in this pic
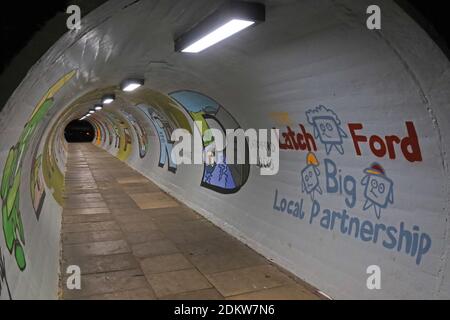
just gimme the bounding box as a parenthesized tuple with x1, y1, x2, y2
(64, 120, 95, 143)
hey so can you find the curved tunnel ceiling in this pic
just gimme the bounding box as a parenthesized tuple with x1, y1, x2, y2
(0, 0, 449, 299)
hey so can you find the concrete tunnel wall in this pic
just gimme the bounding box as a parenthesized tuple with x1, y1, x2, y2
(0, 0, 449, 299)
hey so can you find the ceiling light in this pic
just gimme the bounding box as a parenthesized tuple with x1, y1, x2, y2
(175, 1, 265, 53)
(182, 20, 254, 53)
(102, 94, 115, 104)
(121, 79, 144, 92)
(80, 116, 86, 120)
(89, 109, 95, 114)
(94, 104, 103, 111)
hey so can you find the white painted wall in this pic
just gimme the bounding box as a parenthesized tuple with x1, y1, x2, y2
(0, 0, 449, 299)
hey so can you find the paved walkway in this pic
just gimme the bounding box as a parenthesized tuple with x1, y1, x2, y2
(60, 143, 323, 300)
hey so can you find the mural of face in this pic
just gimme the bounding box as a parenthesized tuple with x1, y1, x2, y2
(301, 153, 322, 201)
(30, 154, 46, 220)
(315, 117, 342, 143)
(306, 105, 347, 155)
(302, 166, 319, 193)
(361, 163, 394, 219)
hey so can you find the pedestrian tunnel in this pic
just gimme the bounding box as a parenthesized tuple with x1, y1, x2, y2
(0, 0, 449, 300)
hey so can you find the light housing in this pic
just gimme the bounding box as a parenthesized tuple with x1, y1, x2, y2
(102, 94, 116, 104)
(121, 79, 144, 92)
(175, 1, 265, 53)
(94, 104, 103, 111)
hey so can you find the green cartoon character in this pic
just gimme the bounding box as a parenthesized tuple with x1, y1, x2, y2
(0, 71, 75, 271)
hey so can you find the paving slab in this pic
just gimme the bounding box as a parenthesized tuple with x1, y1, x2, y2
(60, 143, 323, 300)
(129, 192, 180, 210)
(145, 269, 213, 298)
(205, 265, 296, 297)
(140, 254, 193, 275)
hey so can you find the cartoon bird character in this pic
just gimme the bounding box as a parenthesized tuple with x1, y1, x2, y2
(361, 163, 394, 219)
(301, 152, 323, 201)
(306, 105, 348, 155)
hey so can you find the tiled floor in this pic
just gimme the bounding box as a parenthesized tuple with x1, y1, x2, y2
(60, 143, 324, 300)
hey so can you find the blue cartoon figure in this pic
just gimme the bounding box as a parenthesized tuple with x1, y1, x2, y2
(301, 152, 323, 201)
(306, 105, 347, 155)
(361, 163, 394, 219)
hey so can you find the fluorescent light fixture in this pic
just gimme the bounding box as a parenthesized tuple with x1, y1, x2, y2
(94, 104, 103, 111)
(175, 1, 265, 53)
(121, 79, 144, 92)
(89, 110, 95, 114)
(102, 94, 115, 104)
(182, 19, 254, 53)
(80, 116, 86, 120)
(86, 114, 91, 117)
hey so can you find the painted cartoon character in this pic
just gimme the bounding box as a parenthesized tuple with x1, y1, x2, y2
(1, 70, 75, 271)
(306, 105, 347, 155)
(170, 90, 250, 194)
(361, 163, 394, 219)
(301, 152, 323, 201)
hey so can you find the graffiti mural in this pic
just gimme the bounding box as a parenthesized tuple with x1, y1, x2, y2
(91, 119, 108, 146)
(98, 121, 109, 146)
(92, 122, 102, 146)
(301, 153, 323, 201)
(138, 106, 177, 173)
(361, 163, 394, 219)
(0, 247, 12, 300)
(1, 71, 75, 271)
(43, 121, 66, 206)
(100, 116, 114, 147)
(30, 154, 46, 220)
(113, 124, 120, 148)
(273, 109, 431, 266)
(121, 110, 148, 158)
(170, 90, 250, 194)
(306, 105, 347, 155)
(124, 127, 132, 152)
(103, 111, 133, 160)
